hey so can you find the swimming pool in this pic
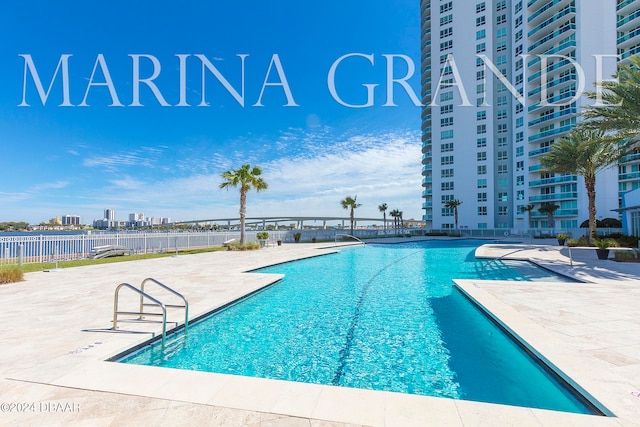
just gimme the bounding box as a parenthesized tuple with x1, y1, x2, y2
(120, 240, 599, 415)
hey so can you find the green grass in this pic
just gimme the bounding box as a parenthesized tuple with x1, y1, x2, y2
(4, 246, 229, 275)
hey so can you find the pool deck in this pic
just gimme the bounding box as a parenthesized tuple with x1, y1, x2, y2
(0, 237, 639, 426)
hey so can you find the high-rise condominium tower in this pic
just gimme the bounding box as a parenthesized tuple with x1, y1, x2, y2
(421, 0, 640, 233)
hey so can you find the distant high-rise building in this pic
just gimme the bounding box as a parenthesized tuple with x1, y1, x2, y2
(104, 209, 116, 221)
(62, 215, 80, 225)
(420, 0, 629, 233)
(129, 212, 144, 222)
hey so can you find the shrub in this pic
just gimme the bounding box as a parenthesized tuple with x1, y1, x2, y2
(226, 242, 261, 251)
(614, 250, 637, 262)
(602, 233, 638, 248)
(566, 238, 580, 247)
(0, 267, 24, 284)
(256, 231, 269, 240)
(571, 236, 591, 247)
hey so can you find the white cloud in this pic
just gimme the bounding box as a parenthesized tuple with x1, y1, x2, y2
(6, 128, 424, 224)
(86, 128, 423, 222)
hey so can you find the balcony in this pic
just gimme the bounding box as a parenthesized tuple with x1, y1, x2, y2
(618, 0, 636, 13)
(620, 152, 640, 163)
(528, 93, 576, 113)
(528, 0, 564, 25)
(528, 58, 572, 84)
(617, 27, 640, 49)
(528, 124, 573, 143)
(527, 40, 576, 68)
(529, 175, 577, 186)
(528, 146, 550, 157)
(529, 164, 543, 172)
(619, 171, 640, 180)
(528, 24, 576, 55)
(529, 192, 578, 202)
(531, 209, 579, 217)
(622, 46, 640, 60)
(617, 9, 640, 31)
(528, 107, 577, 127)
(527, 73, 577, 97)
(528, 6, 575, 39)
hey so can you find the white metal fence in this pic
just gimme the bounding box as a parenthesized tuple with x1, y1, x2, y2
(0, 228, 422, 266)
(0, 231, 287, 265)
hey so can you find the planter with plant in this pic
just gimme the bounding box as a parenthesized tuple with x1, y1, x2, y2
(256, 231, 269, 247)
(293, 232, 301, 243)
(594, 239, 616, 260)
(556, 233, 568, 246)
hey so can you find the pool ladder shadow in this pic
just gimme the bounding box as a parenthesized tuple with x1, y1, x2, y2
(112, 278, 189, 345)
(481, 247, 534, 270)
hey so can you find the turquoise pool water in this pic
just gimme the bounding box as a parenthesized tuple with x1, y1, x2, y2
(120, 240, 597, 414)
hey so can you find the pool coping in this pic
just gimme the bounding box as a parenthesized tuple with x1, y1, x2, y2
(1, 239, 637, 425)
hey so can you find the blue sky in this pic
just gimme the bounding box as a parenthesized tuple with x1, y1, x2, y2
(0, 1, 422, 225)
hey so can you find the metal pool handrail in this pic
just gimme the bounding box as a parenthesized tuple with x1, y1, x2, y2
(334, 234, 366, 245)
(140, 277, 189, 329)
(113, 283, 168, 343)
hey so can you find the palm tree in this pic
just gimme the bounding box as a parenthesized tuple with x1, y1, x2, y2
(340, 196, 361, 235)
(540, 126, 625, 243)
(520, 203, 535, 232)
(537, 202, 559, 234)
(378, 203, 388, 231)
(389, 209, 401, 233)
(584, 55, 640, 147)
(219, 164, 268, 245)
(444, 199, 462, 232)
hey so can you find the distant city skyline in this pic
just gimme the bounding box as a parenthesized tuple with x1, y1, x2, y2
(0, 2, 422, 225)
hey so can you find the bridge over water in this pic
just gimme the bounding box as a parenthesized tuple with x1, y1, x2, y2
(175, 216, 396, 230)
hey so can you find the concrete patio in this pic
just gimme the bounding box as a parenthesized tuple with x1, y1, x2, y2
(0, 238, 638, 426)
